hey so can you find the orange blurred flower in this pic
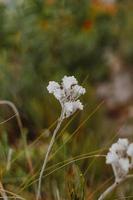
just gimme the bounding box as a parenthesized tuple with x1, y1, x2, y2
(82, 20, 93, 31)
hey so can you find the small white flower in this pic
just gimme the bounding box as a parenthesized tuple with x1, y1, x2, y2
(127, 143, 133, 168)
(119, 158, 130, 173)
(53, 88, 63, 100)
(127, 143, 133, 157)
(106, 152, 118, 164)
(64, 102, 74, 118)
(47, 81, 60, 93)
(73, 85, 86, 95)
(47, 76, 86, 118)
(62, 76, 78, 90)
(106, 138, 133, 181)
(118, 138, 129, 150)
(64, 100, 83, 118)
(74, 100, 83, 110)
(109, 143, 121, 153)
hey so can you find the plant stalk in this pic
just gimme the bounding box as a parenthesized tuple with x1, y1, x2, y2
(98, 175, 133, 200)
(0, 181, 8, 200)
(36, 110, 64, 200)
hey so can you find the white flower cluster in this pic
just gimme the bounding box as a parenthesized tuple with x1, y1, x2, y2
(47, 76, 86, 118)
(106, 138, 133, 182)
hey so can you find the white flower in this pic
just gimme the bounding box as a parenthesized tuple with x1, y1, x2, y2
(119, 158, 129, 173)
(127, 143, 133, 168)
(109, 143, 121, 153)
(47, 76, 86, 118)
(106, 152, 118, 164)
(62, 76, 78, 90)
(53, 88, 63, 100)
(74, 100, 83, 110)
(64, 102, 74, 118)
(72, 85, 86, 97)
(64, 100, 83, 118)
(109, 138, 129, 154)
(106, 138, 133, 181)
(127, 143, 133, 157)
(118, 138, 129, 150)
(47, 81, 60, 93)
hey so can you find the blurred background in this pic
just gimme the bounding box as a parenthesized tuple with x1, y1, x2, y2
(0, 0, 133, 199)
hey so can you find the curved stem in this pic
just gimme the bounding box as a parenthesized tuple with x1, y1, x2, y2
(98, 175, 133, 200)
(98, 182, 117, 200)
(0, 100, 33, 173)
(0, 100, 23, 134)
(0, 181, 8, 200)
(36, 110, 64, 200)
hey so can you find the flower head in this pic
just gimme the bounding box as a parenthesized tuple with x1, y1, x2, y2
(47, 81, 60, 93)
(47, 76, 86, 118)
(62, 76, 78, 90)
(106, 138, 133, 182)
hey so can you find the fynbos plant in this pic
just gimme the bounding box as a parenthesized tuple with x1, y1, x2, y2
(36, 76, 86, 200)
(1, 76, 133, 200)
(98, 138, 133, 200)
